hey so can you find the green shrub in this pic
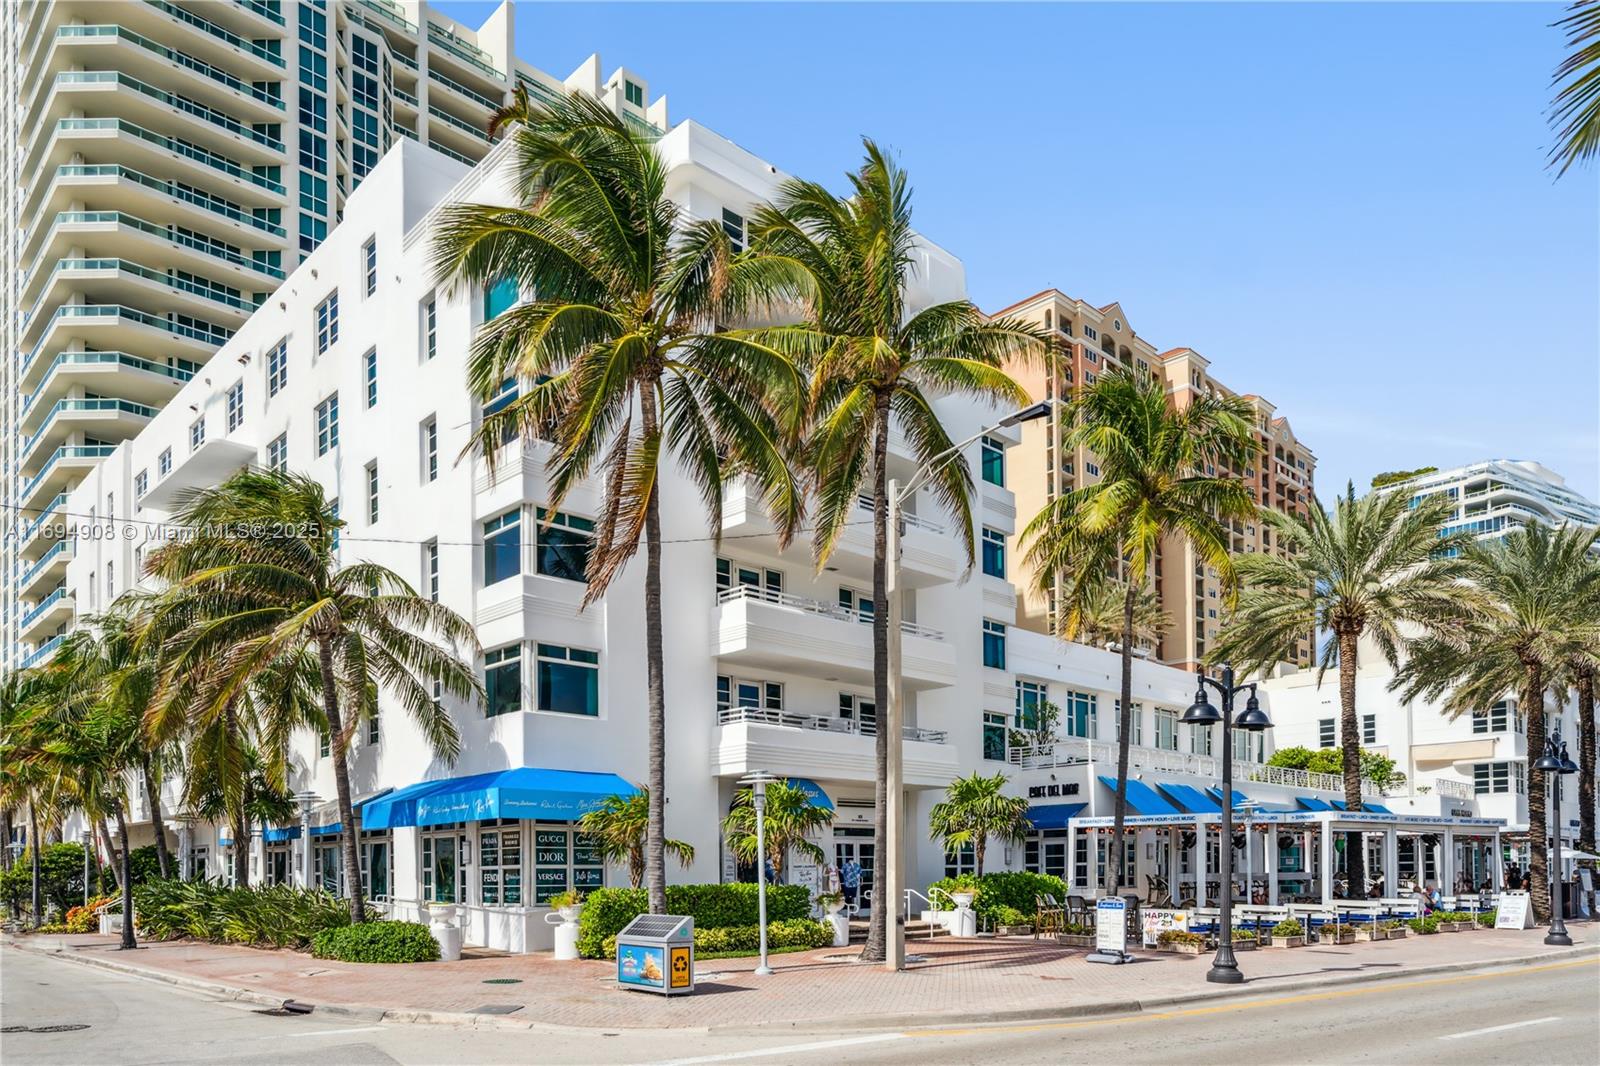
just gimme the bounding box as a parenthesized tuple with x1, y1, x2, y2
(1158, 929, 1206, 946)
(1380, 919, 1405, 930)
(311, 921, 440, 963)
(0, 843, 91, 919)
(1406, 916, 1439, 934)
(1476, 910, 1496, 927)
(927, 871, 1071, 924)
(134, 879, 349, 948)
(991, 905, 1029, 927)
(100, 846, 162, 891)
(1060, 921, 1092, 936)
(575, 884, 811, 958)
(599, 919, 832, 960)
(1326, 923, 1357, 936)
(1270, 919, 1303, 938)
(1233, 928, 1257, 940)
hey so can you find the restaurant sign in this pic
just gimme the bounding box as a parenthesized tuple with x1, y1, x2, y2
(1027, 783, 1081, 799)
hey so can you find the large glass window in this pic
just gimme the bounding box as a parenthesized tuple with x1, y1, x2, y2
(315, 393, 338, 455)
(422, 830, 463, 903)
(1318, 718, 1335, 748)
(1155, 708, 1178, 751)
(1472, 701, 1512, 734)
(266, 433, 287, 472)
(980, 435, 1004, 486)
(983, 711, 1008, 761)
(537, 644, 599, 716)
(532, 828, 604, 904)
(1015, 679, 1047, 731)
(483, 510, 521, 585)
(315, 290, 339, 353)
(484, 645, 521, 717)
(535, 509, 594, 582)
(982, 619, 1006, 669)
(479, 825, 523, 904)
(981, 526, 1005, 578)
(484, 276, 519, 320)
(1063, 689, 1096, 739)
(226, 381, 245, 431)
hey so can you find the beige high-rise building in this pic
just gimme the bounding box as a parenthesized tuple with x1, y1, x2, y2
(992, 289, 1316, 673)
(4, 0, 666, 668)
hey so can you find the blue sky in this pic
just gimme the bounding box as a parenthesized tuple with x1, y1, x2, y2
(439, 1, 1599, 499)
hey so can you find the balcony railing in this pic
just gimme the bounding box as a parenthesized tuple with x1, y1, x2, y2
(26, 304, 233, 376)
(28, 211, 285, 282)
(48, 26, 285, 108)
(22, 636, 65, 670)
(1432, 778, 1475, 801)
(53, 119, 286, 194)
(52, 72, 284, 151)
(22, 446, 117, 500)
(428, 67, 503, 112)
(855, 495, 946, 535)
(21, 587, 72, 630)
(22, 352, 198, 420)
(50, 165, 286, 237)
(1246, 763, 1383, 797)
(428, 104, 489, 142)
(427, 22, 504, 80)
(22, 494, 70, 543)
(716, 705, 948, 744)
(19, 542, 74, 590)
(26, 257, 260, 332)
(360, 0, 417, 33)
(234, 0, 284, 26)
(715, 584, 946, 641)
(144, 0, 285, 67)
(24, 397, 158, 452)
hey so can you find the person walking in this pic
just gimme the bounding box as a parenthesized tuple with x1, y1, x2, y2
(841, 858, 862, 911)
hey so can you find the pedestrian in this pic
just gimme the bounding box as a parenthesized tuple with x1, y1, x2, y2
(841, 857, 862, 910)
(1506, 864, 1522, 892)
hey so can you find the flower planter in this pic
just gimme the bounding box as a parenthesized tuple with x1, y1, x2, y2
(1436, 921, 1464, 932)
(1267, 935, 1306, 948)
(1160, 941, 1207, 956)
(1351, 926, 1377, 942)
(950, 892, 976, 909)
(1057, 933, 1096, 949)
(996, 924, 1033, 937)
(1229, 937, 1258, 951)
(1325, 930, 1357, 945)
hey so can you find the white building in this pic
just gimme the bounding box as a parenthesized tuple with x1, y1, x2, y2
(40, 128, 1500, 950)
(1375, 460, 1600, 547)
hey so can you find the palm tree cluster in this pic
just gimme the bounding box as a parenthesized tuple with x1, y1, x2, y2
(0, 470, 483, 934)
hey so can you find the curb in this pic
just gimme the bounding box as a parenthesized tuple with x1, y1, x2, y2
(8, 935, 1595, 1035)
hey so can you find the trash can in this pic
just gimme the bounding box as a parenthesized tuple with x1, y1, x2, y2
(615, 914, 694, 995)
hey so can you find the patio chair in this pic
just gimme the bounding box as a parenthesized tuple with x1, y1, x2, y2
(1066, 894, 1094, 930)
(1035, 894, 1065, 939)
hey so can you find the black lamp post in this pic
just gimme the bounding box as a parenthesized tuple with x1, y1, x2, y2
(1531, 729, 1578, 947)
(1182, 663, 1273, 985)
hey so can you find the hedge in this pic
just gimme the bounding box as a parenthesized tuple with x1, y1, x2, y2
(134, 879, 349, 948)
(312, 921, 440, 963)
(926, 871, 1071, 924)
(576, 884, 811, 959)
(600, 919, 833, 960)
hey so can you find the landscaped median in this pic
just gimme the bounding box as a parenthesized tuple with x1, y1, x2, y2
(576, 883, 832, 959)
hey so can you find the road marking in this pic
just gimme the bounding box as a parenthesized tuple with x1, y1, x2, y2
(280, 1025, 388, 1038)
(1440, 1016, 1560, 1041)
(650, 1033, 906, 1064)
(907, 956, 1599, 1039)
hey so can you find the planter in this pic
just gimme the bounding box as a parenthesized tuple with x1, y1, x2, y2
(824, 901, 846, 917)
(1351, 926, 1377, 942)
(950, 892, 976, 909)
(1160, 941, 1207, 955)
(1382, 926, 1408, 940)
(1436, 921, 1464, 932)
(1325, 930, 1357, 945)
(1267, 935, 1306, 948)
(827, 912, 850, 947)
(1057, 933, 1096, 949)
(1229, 937, 1258, 951)
(557, 904, 583, 924)
(996, 924, 1033, 937)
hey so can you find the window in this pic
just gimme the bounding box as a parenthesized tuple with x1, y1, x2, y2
(718, 677, 784, 713)
(537, 643, 599, 716)
(1190, 722, 1213, 755)
(226, 381, 244, 432)
(362, 237, 377, 295)
(484, 276, 518, 320)
(981, 527, 1005, 578)
(478, 825, 522, 904)
(836, 692, 875, 732)
(721, 207, 746, 252)
(315, 291, 339, 353)
(422, 417, 438, 482)
(159, 448, 172, 477)
(1063, 689, 1096, 739)
(624, 79, 644, 107)
(980, 436, 1005, 487)
(423, 540, 439, 602)
(1472, 701, 1512, 734)
(105, 561, 115, 599)
(982, 619, 1006, 670)
(483, 510, 521, 585)
(266, 339, 288, 396)
(266, 433, 288, 471)
(943, 842, 976, 880)
(1473, 762, 1521, 795)
(483, 645, 522, 717)
(533, 827, 604, 903)
(422, 296, 437, 360)
(329, 497, 339, 551)
(1155, 708, 1178, 751)
(134, 469, 148, 506)
(835, 585, 873, 623)
(1318, 718, 1335, 748)
(1015, 679, 1048, 732)
(1361, 714, 1377, 745)
(315, 394, 339, 455)
(535, 508, 594, 582)
(1234, 723, 1252, 761)
(1115, 699, 1143, 745)
(1083, 325, 1097, 340)
(189, 416, 206, 452)
(716, 557, 785, 596)
(364, 350, 378, 407)
(983, 711, 1008, 761)
(367, 708, 380, 745)
(1084, 461, 1100, 476)
(365, 462, 379, 523)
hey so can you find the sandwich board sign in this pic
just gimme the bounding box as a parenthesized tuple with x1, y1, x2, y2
(1087, 896, 1132, 964)
(1495, 891, 1534, 929)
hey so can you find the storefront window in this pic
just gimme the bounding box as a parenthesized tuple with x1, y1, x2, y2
(422, 829, 464, 903)
(532, 827, 605, 903)
(266, 846, 291, 885)
(479, 825, 524, 905)
(315, 842, 341, 893)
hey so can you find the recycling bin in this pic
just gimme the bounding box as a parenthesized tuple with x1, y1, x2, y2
(615, 913, 694, 995)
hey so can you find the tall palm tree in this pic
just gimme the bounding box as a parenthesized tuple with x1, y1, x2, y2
(722, 781, 834, 882)
(1022, 368, 1258, 895)
(1554, 553, 1600, 859)
(431, 92, 809, 914)
(752, 140, 1046, 957)
(0, 670, 63, 926)
(577, 790, 696, 889)
(1393, 522, 1600, 919)
(1210, 486, 1469, 895)
(147, 470, 482, 921)
(1550, 0, 1600, 176)
(927, 772, 1029, 877)
(1064, 576, 1167, 653)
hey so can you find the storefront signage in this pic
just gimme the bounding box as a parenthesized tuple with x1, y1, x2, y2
(618, 943, 666, 988)
(1495, 891, 1533, 929)
(1094, 897, 1129, 955)
(1027, 784, 1081, 799)
(1140, 908, 1189, 947)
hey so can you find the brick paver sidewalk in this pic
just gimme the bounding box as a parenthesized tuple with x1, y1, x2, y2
(7, 925, 1593, 1031)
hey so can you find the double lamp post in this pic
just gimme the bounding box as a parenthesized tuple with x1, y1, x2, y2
(1531, 729, 1577, 947)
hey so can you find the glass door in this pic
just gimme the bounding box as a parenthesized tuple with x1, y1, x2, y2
(834, 832, 875, 915)
(364, 839, 390, 901)
(422, 833, 462, 903)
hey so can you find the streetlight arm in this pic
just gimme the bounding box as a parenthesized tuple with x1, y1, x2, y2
(897, 401, 1057, 501)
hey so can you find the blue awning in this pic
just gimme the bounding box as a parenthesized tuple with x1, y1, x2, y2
(362, 767, 639, 829)
(309, 823, 342, 837)
(218, 836, 233, 847)
(1364, 802, 1393, 814)
(1298, 797, 1334, 811)
(1027, 803, 1085, 830)
(1207, 786, 1256, 809)
(1097, 776, 1182, 816)
(1158, 784, 1221, 814)
(784, 778, 834, 811)
(263, 825, 301, 843)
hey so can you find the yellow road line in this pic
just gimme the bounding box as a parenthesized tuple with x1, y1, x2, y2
(907, 956, 1600, 1040)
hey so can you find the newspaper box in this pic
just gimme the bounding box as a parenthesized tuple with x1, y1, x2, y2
(616, 914, 695, 995)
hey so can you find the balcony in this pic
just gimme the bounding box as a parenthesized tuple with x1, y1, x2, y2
(20, 586, 75, 640)
(712, 585, 956, 690)
(21, 636, 66, 671)
(141, 437, 257, 510)
(32, 119, 285, 203)
(22, 445, 116, 511)
(1008, 738, 1386, 799)
(30, 72, 285, 164)
(22, 351, 197, 422)
(18, 541, 75, 599)
(22, 397, 157, 470)
(710, 705, 957, 788)
(426, 21, 505, 82)
(25, 259, 256, 345)
(23, 304, 231, 388)
(19, 494, 71, 557)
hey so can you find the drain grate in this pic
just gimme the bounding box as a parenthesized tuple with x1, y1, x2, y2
(469, 1004, 524, 1015)
(252, 1008, 299, 1016)
(482, 977, 523, 985)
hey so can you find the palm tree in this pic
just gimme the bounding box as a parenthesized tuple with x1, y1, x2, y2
(1393, 522, 1600, 919)
(0, 670, 63, 926)
(431, 92, 808, 914)
(1209, 486, 1470, 895)
(751, 140, 1046, 958)
(147, 470, 482, 921)
(1022, 367, 1258, 895)
(1550, 0, 1600, 176)
(927, 772, 1029, 877)
(577, 790, 695, 889)
(722, 781, 834, 883)
(1554, 553, 1600, 859)
(1064, 576, 1167, 653)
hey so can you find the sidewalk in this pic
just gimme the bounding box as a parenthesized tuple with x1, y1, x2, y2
(7, 925, 1594, 1033)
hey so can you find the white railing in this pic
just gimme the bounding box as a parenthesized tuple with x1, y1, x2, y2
(1245, 763, 1382, 797)
(1433, 778, 1474, 801)
(716, 705, 948, 744)
(1007, 736, 1239, 779)
(715, 584, 946, 641)
(855, 495, 947, 536)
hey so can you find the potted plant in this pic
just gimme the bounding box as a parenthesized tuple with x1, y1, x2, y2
(1475, 909, 1497, 929)
(1230, 928, 1258, 951)
(1434, 911, 1469, 932)
(1406, 915, 1440, 935)
(1158, 929, 1208, 956)
(946, 874, 980, 910)
(1266, 919, 1306, 948)
(991, 905, 1033, 937)
(815, 891, 846, 916)
(547, 888, 584, 923)
(815, 891, 850, 947)
(1057, 921, 1096, 949)
(1324, 922, 1358, 945)
(1351, 922, 1379, 942)
(1378, 919, 1408, 940)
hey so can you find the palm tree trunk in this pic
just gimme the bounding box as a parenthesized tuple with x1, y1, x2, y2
(140, 753, 171, 879)
(1337, 627, 1365, 897)
(0, 809, 13, 871)
(114, 804, 136, 950)
(640, 385, 668, 916)
(231, 806, 250, 887)
(1521, 660, 1550, 921)
(96, 819, 117, 891)
(975, 835, 985, 879)
(316, 638, 366, 923)
(1110, 579, 1135, 896)
(861, 400, 892, 963)
(29, 802, 42, 928)
(1576, 665, 1596, 862)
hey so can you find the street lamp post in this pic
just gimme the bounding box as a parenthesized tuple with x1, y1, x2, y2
(1181, 664, 1272, 985)
(740, 771, 778, 976)
(294, 790, 321, 892)
(883, 401, 1054, 972)
(1531, 730, 1578, 947)
(82, 829, 93, 906)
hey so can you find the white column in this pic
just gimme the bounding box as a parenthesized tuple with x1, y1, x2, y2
(1196, 821, 1209, 908)
(1441, 828, 1455, 896)
(1492, 830, 1504, 892)
(1267, 826, 1280, 905)
(1383, 828, 1398, 896)
(1168, 828, 1179, 904)
(177, 825, 193, 881)
(1067, 823, 1079, 891)
(1320, 820, 1334, 904)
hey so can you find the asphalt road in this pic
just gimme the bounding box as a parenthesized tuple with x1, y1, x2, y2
(2, 947, 1596, 1066)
